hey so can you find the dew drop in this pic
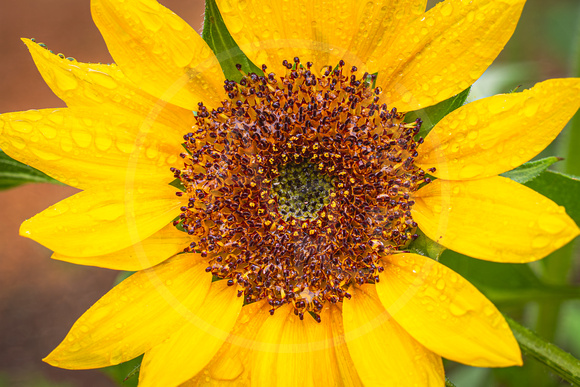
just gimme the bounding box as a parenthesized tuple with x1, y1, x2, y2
(55, 71, 79, 91)
(72, 130, 93, 148)
(449, 303, 467, 316)
(116, 139, 136, 154)
(401, 91, 413, 103)
(60, 137, 74, 152)
(458, 164, 483, 179)
(531, 235, 550, 249)
(537, 213, 567, 234)
(88, 69, 118, 90)
(523, 103, 538, 118)
(31, 148, 61, 161)
(9, 137, 26, 150)
(210, 355, 245, 381)
(13, 121, 34, 134)
(440, 3, 453, 16)
(146, 145, 159, 159)
(95, 134, 113, 151)
(467, 130, 478, 140)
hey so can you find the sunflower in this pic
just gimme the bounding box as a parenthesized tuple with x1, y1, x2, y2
(1, 0, 580, 385)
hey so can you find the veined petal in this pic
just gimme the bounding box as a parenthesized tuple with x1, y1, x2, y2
(216, 0, 427, 76)
(344, 0, 428, 70)
(417, 78, 580, 180)
(91, 0, 226, 111)
(375, 0, 525, 112)
(252, 304, 362, 386)
(139, 280, 243, 387)
(377, 253, 522, 367)
(23, 39, 196, 132)
(182, 301, 362, 386)
(51, 223, 192, 271)
(20, 185, 183, 257)
(0, 107, 183, 189)
(412, 177, 580, 262)
(44, 255, 211, 369)
(342, 284, 444, 386)
(181, 301, 270, 386)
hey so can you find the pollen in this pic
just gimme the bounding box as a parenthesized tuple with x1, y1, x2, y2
(173, 59, 430, 321)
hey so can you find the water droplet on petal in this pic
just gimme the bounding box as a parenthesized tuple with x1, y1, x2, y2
(538, 213, 567, 234)
(440, 3, 453, 16)
(449, 303, 467, 316)
(210, 355, 245, 381)
(531, 235, 550, 249)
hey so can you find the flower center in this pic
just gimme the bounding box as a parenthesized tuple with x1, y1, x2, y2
(172, 59, 431, 321)
(272, 162, 334, 221)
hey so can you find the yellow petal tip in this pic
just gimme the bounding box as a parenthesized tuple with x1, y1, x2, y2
(18, 221, 32, 238)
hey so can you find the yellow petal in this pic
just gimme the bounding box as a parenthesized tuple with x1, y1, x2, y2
(376, 0, 525, 112)
(377, 253, 522, 367)
(417, 78, 580, 180)
(252, 304, 362, 386)
(182, 301, 271, 386)
(23, 39, 196, 131)
(44, 255, 211, 369)
(216, 0, 427, 76)
(343, 284, 444, 386)
(412, 177, 580, 262)
(0, 107, 184, 189)
(91, 0, 226, 111)
(20, 185, 183, 257)
(51, 223, 192, 271)
(139, 280, 242, 387)
(183, 301, 362, 386)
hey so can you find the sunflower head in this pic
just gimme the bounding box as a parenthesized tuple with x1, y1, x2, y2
(175, 59, 431, 320)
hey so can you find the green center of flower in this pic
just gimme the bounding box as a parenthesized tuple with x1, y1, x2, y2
(172, 58, 431, 322)
(272, 162, 334, 221)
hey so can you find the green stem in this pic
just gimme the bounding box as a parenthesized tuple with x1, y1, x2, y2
(533, 242, 576, 386)
(445, 378, 457, 387)
(532, 10, 580, 385)
(486, 284, 580, 306)
(561, 5, 580, 175)
(506, 316, 580, 386)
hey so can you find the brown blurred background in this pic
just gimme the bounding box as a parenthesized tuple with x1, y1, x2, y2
(0, 0, 578, 386)
(0, 1, 204, 386)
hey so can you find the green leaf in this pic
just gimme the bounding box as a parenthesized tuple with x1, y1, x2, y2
(169, 178, 185, 192)
(405, 87, 471, 138)
(505, 316, 580, 386)
(524, 170, 580, 224)
(501, 157, 563, 184)
(439, 250, 580, 305)
(113, 271, 135, 286)
(407, 228, 446, 260)
(0, 150, 61, 190)
(101, 355, 142, 387)
(559, 11, 580, 177)
(445, 378, 458, 387)
(202, 0, 261, 81)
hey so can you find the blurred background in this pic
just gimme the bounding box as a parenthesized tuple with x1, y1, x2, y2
(0, 0, 578, 386)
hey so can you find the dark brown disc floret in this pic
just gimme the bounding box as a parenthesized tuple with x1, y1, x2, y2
(172, 59, 431, 322)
